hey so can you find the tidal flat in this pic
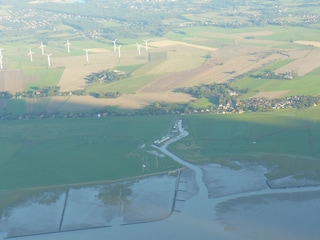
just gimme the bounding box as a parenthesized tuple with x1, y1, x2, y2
(1, 163, 320, 240)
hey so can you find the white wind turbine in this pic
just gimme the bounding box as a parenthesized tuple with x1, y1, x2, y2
(46, 53, 52, 67)
(112, 39, 117, 52)
(65, 39, 71, 53)
(0, 55, 3, 70)
(84, 49, 89, 63)
(116, 45, 121, 58)
(136, 43, 142, 55)
(39, 42, 46, 55)
(143, 39, 149, 52)
(28, 48, 34, 62)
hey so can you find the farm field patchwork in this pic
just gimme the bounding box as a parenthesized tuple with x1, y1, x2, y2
(1, 24, 320, 112)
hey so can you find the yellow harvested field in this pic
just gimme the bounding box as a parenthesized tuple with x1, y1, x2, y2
(88, 48, 110, 53)
(295, 41, 320, 48)
(253, 90, 291, 99)
(275, 49, 320, 76)
(54, 51, 148, 92)
(134, 45, 207, 76)
(150, 40, 218, 52)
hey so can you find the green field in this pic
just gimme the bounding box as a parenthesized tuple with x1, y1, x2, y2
(23, 68, 65, 91)
(2, 109, 320, 191)
(231, 67, 320, 98)
(0, 116, 181, 190)
(170, 109, 320, 180)
(86, 74, 161, 95)
(2, 99, 26, 115)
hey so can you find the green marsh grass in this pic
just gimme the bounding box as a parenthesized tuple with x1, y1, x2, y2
(0, 116, 181, 190)
(170, 111, 320, 180)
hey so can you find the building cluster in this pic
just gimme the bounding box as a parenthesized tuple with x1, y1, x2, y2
(4, 9, 67, 30)
(241, 96, 320, 111)
(1, 8, 104, 39)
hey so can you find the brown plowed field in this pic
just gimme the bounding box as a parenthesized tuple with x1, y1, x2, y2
(139, 45, 287, 92)
(275, 49, 320, 76)
(253, 90, 291, 99)
(0, 71, 25, 93)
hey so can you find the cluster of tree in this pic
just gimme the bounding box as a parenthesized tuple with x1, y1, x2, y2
(90, 91, 121, 99)
(175, 83, 248, 106)
(15, 86, 60, 98)
(250, 69, 297, 80)
(85, 69, 130, 84)
(0, 91, 13, 98)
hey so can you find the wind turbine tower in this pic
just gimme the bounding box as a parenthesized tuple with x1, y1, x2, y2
(0, 55, 3, 70)
(28, 48, 34, 62)
(112, 39, 117, 52)
(143, 39, 149, 52)
(46, 53, 52, 67)
(117, 45, 121, 58)
(39, 42, 46, 55)
(84, 49, 89, 63)
(65, 39, 71, 53)
(136, 43, 142, 55)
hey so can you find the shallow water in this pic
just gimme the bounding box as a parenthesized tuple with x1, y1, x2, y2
(216, 191, 320, 240)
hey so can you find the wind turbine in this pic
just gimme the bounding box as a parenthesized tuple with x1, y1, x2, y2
(0, 48, 4, 56)
(39, 42, 46, 55)
(84, 49, 89, 63)
(65, 39, 71, 53)
(143, 39, 149, 52)
(0, 55, 3, 70)
(28, 48, 34, 62)
(112, 39, 117, 52)
(116, 45, 121, 58)
(136, 43, 142, 55)
(46, 53, 52, 67)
